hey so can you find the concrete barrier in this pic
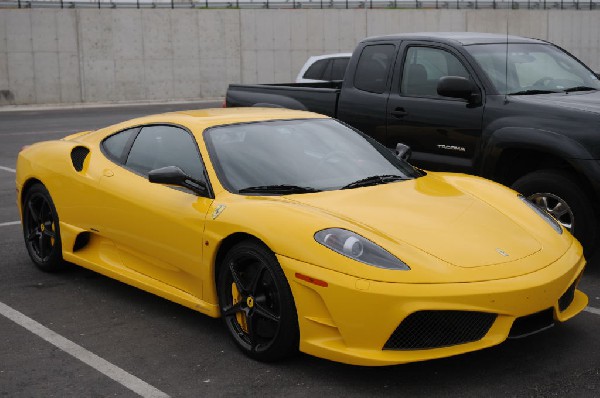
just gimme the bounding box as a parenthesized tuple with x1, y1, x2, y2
(1, 9, 599, 105)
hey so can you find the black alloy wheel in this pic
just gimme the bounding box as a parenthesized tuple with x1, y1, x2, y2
(217, 240, 298, 362)
(22, 184, 64, 272)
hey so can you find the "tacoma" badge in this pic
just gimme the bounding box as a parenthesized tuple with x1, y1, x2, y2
(437, 145, 466, 152)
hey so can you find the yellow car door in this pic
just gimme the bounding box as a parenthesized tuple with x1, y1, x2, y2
(95, 124, 213, 299)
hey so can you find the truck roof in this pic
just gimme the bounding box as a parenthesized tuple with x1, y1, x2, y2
(363, 32, 547, 46)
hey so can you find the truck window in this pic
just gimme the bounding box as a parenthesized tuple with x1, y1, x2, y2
(330, 58, 350, 80)
(401, 46, 471, 97)
(304, 59, 329, 80)
(354, 44, 396, 94)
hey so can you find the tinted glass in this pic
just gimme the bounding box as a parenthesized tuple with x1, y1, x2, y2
(321, 60, 334, 80)
(331, 58, 350, 80)
(466, 43, 600, 94)
(401, 46, 471, 97)
(303, 59, 329, 80)
(204, 118, 420, 194)
(102, 128, 137, 163)
(354, 44, 396, 93)
(126, 125, 205, 181)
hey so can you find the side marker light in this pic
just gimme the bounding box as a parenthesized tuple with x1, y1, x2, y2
(295, 273, 328, 287)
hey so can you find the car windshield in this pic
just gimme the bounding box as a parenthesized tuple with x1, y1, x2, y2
(204, 118, 421, 194)
(465, 43, 600, 95)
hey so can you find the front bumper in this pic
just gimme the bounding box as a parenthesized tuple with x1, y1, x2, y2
(279, 240, 587, 366)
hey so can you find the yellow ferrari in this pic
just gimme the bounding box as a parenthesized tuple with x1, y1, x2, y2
(16, 108, 587, 366)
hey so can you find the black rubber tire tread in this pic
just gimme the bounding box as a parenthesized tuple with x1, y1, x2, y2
(217, 239, 299, 362)
(22, 183, 65, 272)
(511, 169, 597, 253)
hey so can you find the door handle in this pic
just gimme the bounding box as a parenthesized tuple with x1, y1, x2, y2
(391, 107, 408, 118)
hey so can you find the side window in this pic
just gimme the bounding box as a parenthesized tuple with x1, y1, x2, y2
(125, 125, 205, 182)
(303, 59, 329, 80)
(102, 127, 138, 164)
(401, 46, 472, 97)
(354, 44, 396, 94)
(331, 58, 350, 80)
(321, 60, 334, 81)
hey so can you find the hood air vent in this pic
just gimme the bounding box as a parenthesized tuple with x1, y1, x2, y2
(71, 146, 90, 172)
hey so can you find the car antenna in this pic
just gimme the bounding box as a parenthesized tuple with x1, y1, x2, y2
(504, 9, 509, 104)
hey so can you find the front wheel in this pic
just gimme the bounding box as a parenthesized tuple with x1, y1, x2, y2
(511, 170, 597, 253)
(22, 183, 65, 272)
(217, 240, 299, 362)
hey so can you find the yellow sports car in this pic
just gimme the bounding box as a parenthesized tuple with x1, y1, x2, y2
(16, 108, 587, 366)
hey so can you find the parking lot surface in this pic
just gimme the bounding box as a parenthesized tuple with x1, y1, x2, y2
(1, 103, 599, 397)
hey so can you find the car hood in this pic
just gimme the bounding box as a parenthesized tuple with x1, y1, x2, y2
(515, 89, 600, 114)
(284, 175, 542, 268)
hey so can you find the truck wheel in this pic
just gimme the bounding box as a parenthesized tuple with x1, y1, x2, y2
(511, 170, 597, 253)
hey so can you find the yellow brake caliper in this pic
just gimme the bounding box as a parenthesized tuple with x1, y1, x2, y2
(232, 282, 248, 333)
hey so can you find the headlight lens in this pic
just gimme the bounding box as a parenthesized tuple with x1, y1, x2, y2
(519, 195, 563, 234)
(314, 228, 410, 270)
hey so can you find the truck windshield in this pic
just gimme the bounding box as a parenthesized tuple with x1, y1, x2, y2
(204, 118, 421, 195)
(465, 43, 600, 95)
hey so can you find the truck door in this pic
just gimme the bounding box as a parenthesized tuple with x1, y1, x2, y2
(386, 42, 484, 173)
(337, 43, 399, 144)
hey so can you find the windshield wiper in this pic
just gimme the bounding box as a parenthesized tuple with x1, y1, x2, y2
(508, 89, 559, 96)
(238, 184, 321, 194)
(341, 175, 407, 190)
(562, 86, 597, 93)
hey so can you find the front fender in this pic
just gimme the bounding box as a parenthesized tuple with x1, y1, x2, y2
(478, 127, 592, 178)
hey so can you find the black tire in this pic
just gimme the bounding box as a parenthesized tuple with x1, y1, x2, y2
(217, 240, 299, 362)
(511, 170, 597, 252)
(22, 183, 65, 272)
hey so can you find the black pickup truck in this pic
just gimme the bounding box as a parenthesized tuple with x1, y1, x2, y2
(226, 32, 600, 252)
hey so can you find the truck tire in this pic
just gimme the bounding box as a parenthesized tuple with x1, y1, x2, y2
(511, 169, 597, 254)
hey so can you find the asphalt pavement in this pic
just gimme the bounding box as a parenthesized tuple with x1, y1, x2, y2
(0, 103, 599, 397)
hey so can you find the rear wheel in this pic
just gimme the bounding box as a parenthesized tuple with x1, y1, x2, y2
(22, 184, 64, 272)
(217, 240, 299, 362)
(511, 169, 597, 252)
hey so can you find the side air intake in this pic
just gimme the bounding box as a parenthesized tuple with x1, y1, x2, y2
(70, 146, 90, 172)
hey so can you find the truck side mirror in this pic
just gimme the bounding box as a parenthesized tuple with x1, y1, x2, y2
(437, 76, 480, 104)
(396, 143, 411, 161)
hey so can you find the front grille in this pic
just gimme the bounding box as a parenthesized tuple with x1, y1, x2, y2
(383, 310, 497, 350)
(70, 146, 90, 172)
(509, 308, 554, 338)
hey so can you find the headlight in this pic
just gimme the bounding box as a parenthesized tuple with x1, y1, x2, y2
(518, 195, 563, 234)
(314, 228, 410, 270)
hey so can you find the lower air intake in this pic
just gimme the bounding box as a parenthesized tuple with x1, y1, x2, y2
(509, 308, 554, 338)
(383, 310, 497, 350)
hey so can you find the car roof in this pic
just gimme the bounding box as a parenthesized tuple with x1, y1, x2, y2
(89, 107, 328, 141)
(362, 32, 548, 46)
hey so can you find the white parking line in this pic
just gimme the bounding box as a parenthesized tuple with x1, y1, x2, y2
(0, 165, 16, 173)
(585, 306, 600, 316)
(0, 221, 20, 227)
(0, 301, 170, 398)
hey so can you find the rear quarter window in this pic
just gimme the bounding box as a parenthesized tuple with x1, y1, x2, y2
(354, 44, 396, 93)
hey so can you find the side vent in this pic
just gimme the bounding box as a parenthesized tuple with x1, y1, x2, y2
(70, 146, 90, 172)
(73, 232, 90, 252)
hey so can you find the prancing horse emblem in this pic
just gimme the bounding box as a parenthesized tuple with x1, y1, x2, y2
(496, 248, 509, 257)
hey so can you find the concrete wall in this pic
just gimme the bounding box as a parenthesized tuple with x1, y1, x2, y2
(1, 9, 599, 105)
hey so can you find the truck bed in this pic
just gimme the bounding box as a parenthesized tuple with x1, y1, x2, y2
(226, 81, 342, 117)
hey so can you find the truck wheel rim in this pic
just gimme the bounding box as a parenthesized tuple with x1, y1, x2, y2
(528, 192, 574, 232)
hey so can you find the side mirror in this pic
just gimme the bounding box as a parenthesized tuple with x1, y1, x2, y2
(149, 166, 208, 196)
(395, 143, 411, 161)
(437, 76, 480, 103)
